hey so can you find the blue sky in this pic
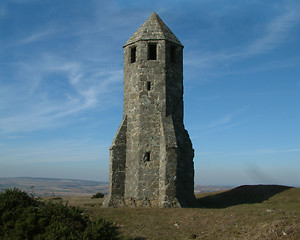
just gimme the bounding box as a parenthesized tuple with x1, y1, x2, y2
(0, 0, 299, 186)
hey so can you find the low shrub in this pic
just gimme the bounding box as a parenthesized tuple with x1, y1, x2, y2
(0, 188, 120, 240)
(91, 192, 105, 199)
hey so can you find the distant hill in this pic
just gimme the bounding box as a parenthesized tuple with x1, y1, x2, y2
(0, 177, 232, 196)
(194, 185, 231, 193)
(0, 177, 109, 196)
(197, 184, 293, 208)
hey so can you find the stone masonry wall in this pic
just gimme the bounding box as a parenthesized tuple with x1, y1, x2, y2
(103, 13, 195, 208)
(123, 40, 166, 204)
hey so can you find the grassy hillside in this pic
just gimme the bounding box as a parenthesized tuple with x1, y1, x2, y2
(58, 185, 300, 240)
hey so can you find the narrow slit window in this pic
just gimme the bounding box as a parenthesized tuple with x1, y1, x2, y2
(148, 43, 157, 60)
(146, 81, 151, 91)
(131, 47, 136, 63)
(144, 152, 150, 162)
(170, 46, 176, 63)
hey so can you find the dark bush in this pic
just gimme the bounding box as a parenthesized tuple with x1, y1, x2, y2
(92, 192, 105, 199)
(0, 188, 120, 240)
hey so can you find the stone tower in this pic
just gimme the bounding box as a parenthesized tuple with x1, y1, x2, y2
(103, 12, 195, 207)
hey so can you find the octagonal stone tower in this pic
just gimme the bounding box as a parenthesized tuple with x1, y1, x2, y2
(103, 12, 195, 207)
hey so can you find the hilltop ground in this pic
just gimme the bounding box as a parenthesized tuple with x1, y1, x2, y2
(52, 185, 300, 240)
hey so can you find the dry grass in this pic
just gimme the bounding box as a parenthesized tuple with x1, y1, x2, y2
(51, 186, 300, 240)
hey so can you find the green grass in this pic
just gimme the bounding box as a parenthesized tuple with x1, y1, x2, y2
(60, 185, 300, 240)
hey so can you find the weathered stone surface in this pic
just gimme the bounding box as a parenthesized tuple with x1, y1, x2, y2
(103, 12, 196, 208)
(124, 12, 183, 48)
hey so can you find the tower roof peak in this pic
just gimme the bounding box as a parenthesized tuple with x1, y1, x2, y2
(124, 13, 183, 47)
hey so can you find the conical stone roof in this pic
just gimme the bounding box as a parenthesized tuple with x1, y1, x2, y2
(124, 12, 183, 47)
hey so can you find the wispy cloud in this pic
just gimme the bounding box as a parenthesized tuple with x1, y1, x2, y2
(0, 138, 109, 164)
(8, 0, 40, 3)
(0, 7, 5, 19)
(185, 4, 300, 70)
(246, 164, 278, 184)
(0, 53, 122, 133)
(0, 28, 63, 53)
(203, 105, 249, 130)
(0, 3, 129, 135)
(212, 147, 300, 157)
(217, 56, 300, 76)
(14, 29, 61, 47)
(245, 5, 300, 56)
(253, 148, 300, 155)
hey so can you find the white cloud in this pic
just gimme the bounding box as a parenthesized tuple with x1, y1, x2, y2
(15, 29, 61, 46)
(0, 3, 128, 135)
(217, 56, 300, 76)
(0, 138, 109, 164)
(0, 7, 5, 19)
(185, 4, 300, 70)
(244, 5, 300, 56)
(254, 148, 300, 155)
(204, 105, 249, 130)
(0, 53, 122, 133)
(8, 0, 40, 3)
(0, 28, 64, 54)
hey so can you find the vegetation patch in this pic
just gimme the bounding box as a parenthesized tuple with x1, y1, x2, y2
(0, 188, 123, 240)
(92, 192, 105, 199)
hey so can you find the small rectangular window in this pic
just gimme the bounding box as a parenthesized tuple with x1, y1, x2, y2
(170, 46, 176, 63)
(131, 47, 136, 63)
(146, 81, 151, 91)
(148, 43, 157, 60)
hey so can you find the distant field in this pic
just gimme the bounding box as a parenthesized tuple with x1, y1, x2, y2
(57, 185, 300, 240)
(0, 177, 109, 196)
(0, 177, 231, 196)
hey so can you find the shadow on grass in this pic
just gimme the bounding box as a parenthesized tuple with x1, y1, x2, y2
(113, 225, 147, 240)
(197, 184, 293, 208)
